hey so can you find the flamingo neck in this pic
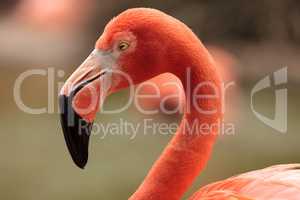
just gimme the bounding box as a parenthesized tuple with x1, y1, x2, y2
(130, 44, 222, 200)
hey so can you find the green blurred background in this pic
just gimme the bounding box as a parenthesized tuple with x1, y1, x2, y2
(0, 0, 299, 199)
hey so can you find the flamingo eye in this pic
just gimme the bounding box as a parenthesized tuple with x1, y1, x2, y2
(118, 41, 130, 51)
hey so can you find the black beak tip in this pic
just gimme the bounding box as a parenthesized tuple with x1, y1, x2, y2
(74, 157, 87, 169)
(59, 95, 93, 169)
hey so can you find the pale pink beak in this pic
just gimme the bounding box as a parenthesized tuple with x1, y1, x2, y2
(59, 49, 114, 168)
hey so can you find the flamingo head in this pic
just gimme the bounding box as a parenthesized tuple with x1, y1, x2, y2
(59, 8, 181, 168)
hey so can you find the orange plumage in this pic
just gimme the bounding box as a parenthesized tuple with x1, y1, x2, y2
(59, 8, 300, 200)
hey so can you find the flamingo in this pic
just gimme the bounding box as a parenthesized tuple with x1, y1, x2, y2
(135, 45, 239, 116)
(59, 8, 300, 200)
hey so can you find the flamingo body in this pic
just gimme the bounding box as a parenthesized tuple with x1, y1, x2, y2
(191, 164, 300, 200)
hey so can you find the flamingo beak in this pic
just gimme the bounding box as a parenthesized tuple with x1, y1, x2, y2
(59, 49, 114, 169)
